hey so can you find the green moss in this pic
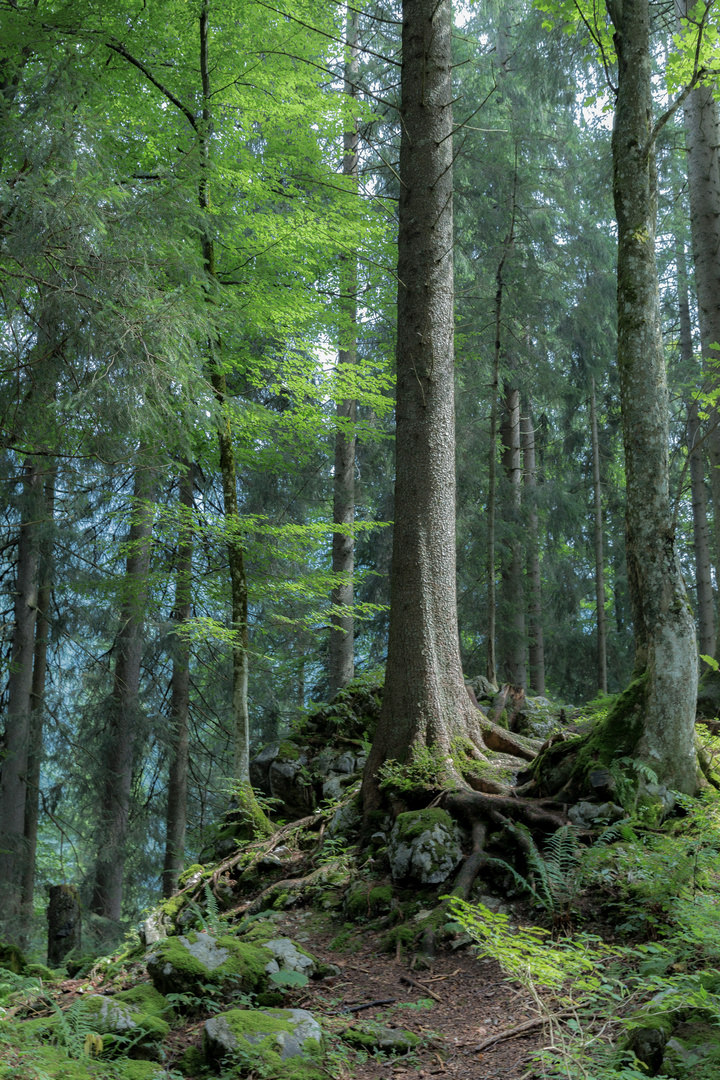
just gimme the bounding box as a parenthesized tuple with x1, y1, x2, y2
(25, 963, 56, 981)
(342, 1021, 421, 1053)
(205, 1008, 324, 1080)
(147, 933, 271, 996)
(532, 673, 648, 798)
(0, 943, 26, 974)
(114, 1062, 165, 1079)
(114, 984, 174, 1022)
(393, 808, 456, 843)
(178, 1045, 207, 1076)
(278, 740, 301, 761)
(238, 919, 278, 943)
(0, 1045, 88, 1080)
(381, 924, 416, 953)
(345, 881, 393, 919)
(178, 863, 205, 887)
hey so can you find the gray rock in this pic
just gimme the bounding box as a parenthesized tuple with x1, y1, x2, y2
(567, 801, 626, 829)
(327, 799, 361, 838)
(626, 1025, 668, 1074)
(643, 783, 676, 819)
(139, 910, 171, 947)
(204, 1008, 322, 1064)
(468, 675, 499, 701)
(322, 775, 348, 801)
(146, 931, 270, 997)
(333, 751, 357, 774)
(263, 938, 316, 978)
(249, 743, 280, 793)
(388, 809, 463, 884)
(269, 754, 315, 815)
(177, 933, 229, 971)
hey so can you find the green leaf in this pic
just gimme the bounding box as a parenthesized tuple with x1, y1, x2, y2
(269, 970, 309, 988)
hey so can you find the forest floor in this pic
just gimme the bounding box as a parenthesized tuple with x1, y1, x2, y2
(156, 906, 544, 1080)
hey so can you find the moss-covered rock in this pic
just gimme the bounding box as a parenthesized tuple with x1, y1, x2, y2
(388, 809, 463, 884)
(344, 881, 393, 919)
(661, 1021, 720, 1078)
(263, 938, 317, 980)
(342, 1021, 421, 1053)
(0, 943, 26, 974)
(203, 1007, 324, 1078)
(146, 931, 271, 998)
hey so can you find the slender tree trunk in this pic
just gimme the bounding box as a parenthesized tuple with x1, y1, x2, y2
(362, 0, 481, 812)
(676, 2, 720, 642)
(676, 234, 715, 661)
(500, 384, 526, 687)
(20, 465, 56, 940)
(486, 285, 501, 685)
(328, 3, 359, 699)
(91, 465, 154, 920)
(590, 379, 608, 693)
(0, 460, 42, 927)
(610, 0, 698, 792)
(521, 409, 544, 694)
(163, 465, 193, 899)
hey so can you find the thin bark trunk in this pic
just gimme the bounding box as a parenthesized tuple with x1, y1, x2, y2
(521, 409, 544, 695)
(328, 3, 359, 699)
(676, 235, 715, 661)
(20, 466, 56, 940)
(90, 465, 154, 920)
(362, 0, 480, 812)
(0, 460, 42, 925)
(676, 3, 720, 653)
(163, 465, 194, 899)
(500, 384, 526, 688)
(486, 284, 501, 685)
(199, 3, 256, 792)
(610, 0, 698, 792)
(590, 379, 608, 693)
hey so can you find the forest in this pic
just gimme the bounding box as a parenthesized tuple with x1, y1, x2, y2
(3, 0, 720, 1078)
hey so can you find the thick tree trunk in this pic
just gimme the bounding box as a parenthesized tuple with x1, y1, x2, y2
(500, 385, 526, 687)
(0, 460, 42, 927)
(20, 466, 56, 940)
(675, 5, 720, 639)
(163, 465, 193, 899)
(676, 234, 715, 661)
(90, 465, 154, 920)
(362, 0, 481, 813)
(521, 409, 544, 695)
(328, 4, 359, 699)
(590, 379, 608, 693)
(610, 0, 698, 792)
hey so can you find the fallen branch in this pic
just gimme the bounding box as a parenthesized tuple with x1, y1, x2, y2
(473, 1010, 574, 1052)
(337, 998, 397, 1014)
(399, 973, 442, 1003)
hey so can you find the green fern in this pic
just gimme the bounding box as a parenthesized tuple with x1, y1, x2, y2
(485, 823, 583, 916)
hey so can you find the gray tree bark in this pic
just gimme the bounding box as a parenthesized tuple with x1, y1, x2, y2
(90, 464, 154, 920)
(590, 379, 608, 693)
(500, 384, 526, 687)
(328, 3, 359, 699)
(676, 234, 715, 661)
(47, 884, 81, 967)
(362, 0, 481, 812)
(163, 465, 193, 899)
(676, 1, 720, 639)
(610, 0, 699, 792)
(521, 409, 544, 695)
(0, 460, 42, 927)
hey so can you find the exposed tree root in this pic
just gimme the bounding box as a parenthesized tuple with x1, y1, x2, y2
(442, 790, 568, 833)
(472, 1010, 574, 1053)
(451, 821, 488, 900)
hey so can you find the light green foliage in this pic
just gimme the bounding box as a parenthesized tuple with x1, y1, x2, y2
(378, 750, 454, 795)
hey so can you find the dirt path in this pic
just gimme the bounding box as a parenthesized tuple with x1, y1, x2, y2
(277, 909, 542, 1080)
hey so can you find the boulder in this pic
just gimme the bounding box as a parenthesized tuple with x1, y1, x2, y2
(342, 1021, 421, 1054)
(204, 1008, 323, 1070)
(146, 931, 270, 997)
(388, 808, 463, 884)
(263, 938, 317, 979)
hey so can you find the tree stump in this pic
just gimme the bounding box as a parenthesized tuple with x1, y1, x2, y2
(47, 884, 81, 965)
